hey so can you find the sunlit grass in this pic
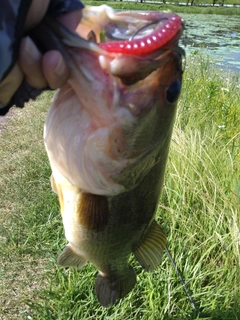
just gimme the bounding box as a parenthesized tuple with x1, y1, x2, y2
(0, 55, 239, 319)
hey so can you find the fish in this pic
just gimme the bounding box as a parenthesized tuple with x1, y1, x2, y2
(42, 5, 184, 307)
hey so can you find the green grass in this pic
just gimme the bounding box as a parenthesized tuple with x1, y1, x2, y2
(0, 55, 239, 319)
(84, 1, 240, 15)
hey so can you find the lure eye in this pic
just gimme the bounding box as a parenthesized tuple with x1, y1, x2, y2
(166, 79, 181, 104)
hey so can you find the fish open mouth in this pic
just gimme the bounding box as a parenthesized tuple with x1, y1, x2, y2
(38, 7, 184, 62)
(98, 13, 184, 55)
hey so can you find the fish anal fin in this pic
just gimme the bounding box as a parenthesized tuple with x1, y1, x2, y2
(133, 220, 166, 272)
(58, 244, 87, 269)
(95, 267, 136, 307)
(77, 193, 108, 232)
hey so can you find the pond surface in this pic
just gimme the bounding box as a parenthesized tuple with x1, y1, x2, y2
(180, 14, 240, 72)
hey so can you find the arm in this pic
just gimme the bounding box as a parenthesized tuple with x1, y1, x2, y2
(0, 0, 84, 115)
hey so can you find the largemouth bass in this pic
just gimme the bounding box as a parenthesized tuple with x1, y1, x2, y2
(43, 5, 184, 307)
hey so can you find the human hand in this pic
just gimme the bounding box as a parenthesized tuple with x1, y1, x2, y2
(0, 0, 82, 106)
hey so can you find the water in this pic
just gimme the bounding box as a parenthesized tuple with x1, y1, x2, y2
(180, 14, 240, 71)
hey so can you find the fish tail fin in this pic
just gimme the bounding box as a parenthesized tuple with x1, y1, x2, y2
(95, 266, 136, 307)
(133, 220, 166, 271)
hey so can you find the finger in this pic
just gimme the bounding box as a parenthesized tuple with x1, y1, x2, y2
(0, 64, 23, 105)
(57, 9, 83, 32)
(19, 37, 47, 89)
(25, 0, 50, 30)
(42, 50, 69, 89)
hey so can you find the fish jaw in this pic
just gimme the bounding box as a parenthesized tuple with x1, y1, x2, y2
(44, 56, 127, 196)
(44, 48, 183, 196)
(44, 5, 184, 196)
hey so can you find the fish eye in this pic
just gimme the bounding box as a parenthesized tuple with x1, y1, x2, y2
(166, 79, 181, 104)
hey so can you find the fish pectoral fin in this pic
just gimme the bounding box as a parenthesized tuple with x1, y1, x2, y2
(95, 267, 136, 307)
(77, 193, 108, 232)
(133, 220, 166, 272)
(58, 245, 87, 269)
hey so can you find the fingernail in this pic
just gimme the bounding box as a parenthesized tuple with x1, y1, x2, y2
(22, 36, 40, 60)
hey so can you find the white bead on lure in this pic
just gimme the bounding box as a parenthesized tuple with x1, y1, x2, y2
(42, 5, 184, 307)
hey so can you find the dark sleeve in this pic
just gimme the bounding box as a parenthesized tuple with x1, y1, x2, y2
(0, 0, 84, 116)
(0, 0, 32, 82)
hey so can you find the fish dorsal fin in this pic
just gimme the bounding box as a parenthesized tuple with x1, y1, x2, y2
(77, 193, 108, 232)
(58, 244, 87, 269)
(133, 220, 166, 271)
(95, 267, 136, 307)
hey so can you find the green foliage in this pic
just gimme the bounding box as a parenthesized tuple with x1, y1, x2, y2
(180, 55, 240, 176)
(0, 57, 239, 319)
(84, 1, 240, 15)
